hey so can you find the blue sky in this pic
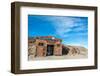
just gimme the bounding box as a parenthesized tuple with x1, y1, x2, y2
(28, 15, 88, 48)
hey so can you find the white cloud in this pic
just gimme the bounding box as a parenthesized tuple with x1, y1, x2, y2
(43, 16, 88, 38)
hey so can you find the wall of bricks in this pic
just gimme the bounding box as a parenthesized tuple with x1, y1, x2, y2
(28, 38, 62, 57)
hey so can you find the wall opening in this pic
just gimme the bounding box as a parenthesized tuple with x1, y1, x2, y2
(46, 45, 54, 56)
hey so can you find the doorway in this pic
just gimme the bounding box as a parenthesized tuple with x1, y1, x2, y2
(46, 45, 54, 56)
(62, 46, 69, 55)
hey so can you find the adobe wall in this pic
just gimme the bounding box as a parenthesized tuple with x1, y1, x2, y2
(35, 39, 47, 57)
(54, 42, 62, 56)
(28, 39, 62, 57)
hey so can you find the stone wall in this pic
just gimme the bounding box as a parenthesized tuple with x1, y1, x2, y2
(28, 38, 62, 57)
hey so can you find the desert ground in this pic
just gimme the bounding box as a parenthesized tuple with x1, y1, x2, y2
(28, 45, 88, 61)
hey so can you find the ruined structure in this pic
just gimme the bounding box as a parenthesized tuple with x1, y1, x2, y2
(28, 36, 62, 57)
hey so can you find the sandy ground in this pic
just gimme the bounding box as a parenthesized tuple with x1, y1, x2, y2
(28, 45, 88, 61)
(29, 54, 88, 61)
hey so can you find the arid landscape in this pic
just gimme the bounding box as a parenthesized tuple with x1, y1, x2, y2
(28, 44, 88, 61)
(28, 15, 88, 61)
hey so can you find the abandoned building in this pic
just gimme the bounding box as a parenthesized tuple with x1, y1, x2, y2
(28, 36, 88, 60)
(28, 36, 63, 57)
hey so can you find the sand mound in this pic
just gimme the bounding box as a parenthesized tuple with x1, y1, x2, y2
(62, 45, 88, 56)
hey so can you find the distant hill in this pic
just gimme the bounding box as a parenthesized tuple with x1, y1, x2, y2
(62, 45, 88, 56)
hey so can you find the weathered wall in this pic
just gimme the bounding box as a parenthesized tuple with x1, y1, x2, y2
(28, 39, 62, 57)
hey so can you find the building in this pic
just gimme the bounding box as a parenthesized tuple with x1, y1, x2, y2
(28, 36, 62, 57)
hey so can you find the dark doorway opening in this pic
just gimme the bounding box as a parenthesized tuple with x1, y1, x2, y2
(46, 45, 54, 56)
(62, 46, 69, 55)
